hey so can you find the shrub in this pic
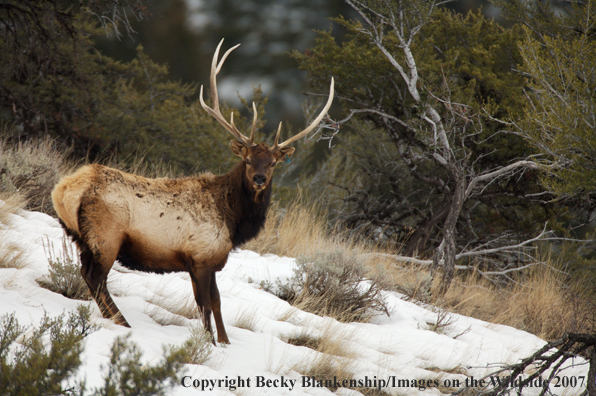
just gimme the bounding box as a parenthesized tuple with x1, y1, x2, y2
(0, 305, 98, 396)
(0, 136, 75, 215)
(276, 250, 390, 322)
(93, 334, 187, 396)
(37, 237, 90, 301)
(177, 324, 213, 365)
(0, 305, 188, 396)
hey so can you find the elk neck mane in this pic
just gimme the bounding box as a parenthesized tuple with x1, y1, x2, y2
(218, 160, 271, 248)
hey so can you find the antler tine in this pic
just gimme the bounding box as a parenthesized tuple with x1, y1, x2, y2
(249, 102, 258, 145)
(273, 122, 282, 147)
(199, 39, 252, 147)
(271, 77, 334, 152)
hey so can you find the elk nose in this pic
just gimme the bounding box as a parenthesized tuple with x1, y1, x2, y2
(253, 174, 266, 186)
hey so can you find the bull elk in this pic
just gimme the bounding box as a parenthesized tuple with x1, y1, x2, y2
(51, 39, 334, 344)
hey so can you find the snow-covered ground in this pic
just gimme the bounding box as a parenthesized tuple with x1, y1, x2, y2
(0, 207, 587, 395)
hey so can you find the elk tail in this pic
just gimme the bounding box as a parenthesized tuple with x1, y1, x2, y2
(51, 165, 95, 239)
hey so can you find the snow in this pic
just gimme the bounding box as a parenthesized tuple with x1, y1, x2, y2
(0, 206, 587, 395)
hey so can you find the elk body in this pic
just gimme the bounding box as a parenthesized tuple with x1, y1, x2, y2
(51, 40, 334, 344)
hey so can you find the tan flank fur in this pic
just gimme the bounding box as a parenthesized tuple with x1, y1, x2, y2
(51, 39, 334, 345)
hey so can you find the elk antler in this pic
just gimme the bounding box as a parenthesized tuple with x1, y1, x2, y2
(200, 39, 258, 147)
(270, 77, 334, 152)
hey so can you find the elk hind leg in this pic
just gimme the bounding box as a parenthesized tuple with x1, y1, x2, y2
(79, 241, 130, 327)
(210, 272, 229, 344)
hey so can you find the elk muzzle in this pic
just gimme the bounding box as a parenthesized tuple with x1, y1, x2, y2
(253, 174, 267, 187)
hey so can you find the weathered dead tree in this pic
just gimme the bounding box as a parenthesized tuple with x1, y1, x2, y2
(454, 332, 596, 396)
(321, 0, 545, 293)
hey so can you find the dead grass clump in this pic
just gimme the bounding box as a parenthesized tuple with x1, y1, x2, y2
(276, 251, 390, 323)
(424, 365, 467, 375)
(292, 327, 362, 393)
(232, 307, 259, 331)
(361, 250, 592, 340)
(0, 191, 28, 225)
(37, 237, 90, 300)
(437, 263, 590, 340)
(146, 292, 199, 326)
(0, 136, 76, 215)
(0, 237, 27, 270)
(146, 306, 188, 327)
(149, 293, 199, 320)
(243, 199, 342, 258)
(286, 322, 355, 359)
(286, 333, 320, 350)
(293, 326, 355, 392)
(296, 353, 353, 389)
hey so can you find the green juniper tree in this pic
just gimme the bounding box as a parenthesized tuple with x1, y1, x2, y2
(0, 0, 265, 175)
(502, 0, 596, 209)
(490, 0, 596, 283)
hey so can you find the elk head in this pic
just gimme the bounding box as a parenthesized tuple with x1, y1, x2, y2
(199, 39, 334, 198)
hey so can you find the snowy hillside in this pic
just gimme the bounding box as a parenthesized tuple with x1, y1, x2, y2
(0, 207, 587, 395)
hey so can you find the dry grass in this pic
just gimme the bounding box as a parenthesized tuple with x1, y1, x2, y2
(292, 326, 355, 392)
(0, 135, 77, 215)
(0, 236, 27, 270)
(295, 352, 353, 388)
(146, 305, 189, 327)
(286, 321, 356, 359)
(146, 291, 199, 326)
(243, 199, 350, 257)
(425, 307, 458, 335)
(232, 307, 260, 331)
(0, 190, 28, 270)
(245, 196, 593, 340)
(0, 191, 28, 225)
(376, 256, 593, 340)
(287, 320, 359, 389)
(438, 265, 592, 340)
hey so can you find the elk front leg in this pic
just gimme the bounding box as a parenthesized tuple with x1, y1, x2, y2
(189, 266, 215, 345)
(210, 272, 229, 344)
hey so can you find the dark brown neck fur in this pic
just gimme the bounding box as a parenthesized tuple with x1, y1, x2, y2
(217, 161, 271, 248)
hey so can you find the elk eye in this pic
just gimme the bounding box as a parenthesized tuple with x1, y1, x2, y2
(271, 162, 276, 167)
(245, 158, 251, 165)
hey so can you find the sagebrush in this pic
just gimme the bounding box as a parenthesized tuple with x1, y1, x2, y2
(178, 324, 214, 365)
(276, 250, 390, 322)
(37, 237, 90, 301)
(0, 306, 97, 396)
(0, 305, 189, 396)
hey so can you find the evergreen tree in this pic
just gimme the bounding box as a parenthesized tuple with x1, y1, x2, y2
(502, 0, 596, 216)
(0, 1, 264, 174)
(293, 1, 566, 290)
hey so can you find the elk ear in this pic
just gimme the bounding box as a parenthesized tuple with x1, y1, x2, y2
(276, 146, 295, 161)
(230, 140, 248, 157)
